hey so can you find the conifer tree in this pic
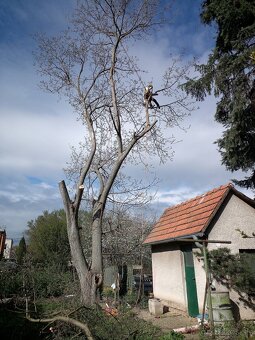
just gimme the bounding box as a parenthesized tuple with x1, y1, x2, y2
(185, 0, 255, 190)
(16, 236, 27, 265)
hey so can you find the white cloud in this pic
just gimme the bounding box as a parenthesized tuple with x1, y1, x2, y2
(0, 107, 84, 177)
(0, 176, 62, 239)
(38, 182, 54, 190)
(0, 0, 253, 242)
(155, 186, 201, 206)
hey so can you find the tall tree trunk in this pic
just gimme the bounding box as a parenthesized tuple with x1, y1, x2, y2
(59, 181, 95, 305)
(68, 213, 93, 305)
(90, 201, 104, 302)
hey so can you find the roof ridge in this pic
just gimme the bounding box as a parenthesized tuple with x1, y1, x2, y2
(165, 183, 232, 212)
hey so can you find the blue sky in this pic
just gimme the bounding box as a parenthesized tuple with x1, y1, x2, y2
(0, 0, 252, 243)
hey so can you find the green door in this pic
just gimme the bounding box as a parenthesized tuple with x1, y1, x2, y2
(181, 245, 199, 317)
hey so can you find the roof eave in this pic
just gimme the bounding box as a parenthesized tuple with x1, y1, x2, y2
(231, 186, 255, 208)
(143, 232, 204, 246)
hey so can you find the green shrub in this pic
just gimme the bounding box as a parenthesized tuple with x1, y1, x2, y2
(238, 321, 255, 340)
(159, 330, 185, 340)
(44, 305, 162, 339)
(31, 266, 73, 298)
(0, 265, 23, 297)
(199, 320, 255, 340)
(205, 248, 255, 296)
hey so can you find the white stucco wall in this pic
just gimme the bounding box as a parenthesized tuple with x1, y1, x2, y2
(209, 194, 254, 319)
(195, 194, 255, 319)
(152, 245, 187, 310)
(151, 193, 255, 319)
(208, 194, 255, 252)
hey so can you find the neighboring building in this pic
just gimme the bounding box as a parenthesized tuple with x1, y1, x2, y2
(144, 184, 255, 320)
(4, 238, 13, 259)
(0, 230, 6, 259)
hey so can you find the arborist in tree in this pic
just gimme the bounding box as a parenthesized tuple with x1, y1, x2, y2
(143, 83, 160, 127)
(143, 84, 160, 109)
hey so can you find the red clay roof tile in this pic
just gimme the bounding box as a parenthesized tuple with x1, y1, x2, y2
(143, 183, 232, 244)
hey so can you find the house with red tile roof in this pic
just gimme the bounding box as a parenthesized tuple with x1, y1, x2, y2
(144, 184, 255, 320)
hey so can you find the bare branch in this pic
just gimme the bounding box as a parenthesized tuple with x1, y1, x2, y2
(35, 0, 192, 304)
(27, 315, 94, 339)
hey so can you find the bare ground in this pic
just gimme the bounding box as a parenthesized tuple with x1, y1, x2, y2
(134, 306, 201, 339)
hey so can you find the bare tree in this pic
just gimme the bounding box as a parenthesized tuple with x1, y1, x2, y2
(102, 207, 154, 268)
(35, 0, 192, 305)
